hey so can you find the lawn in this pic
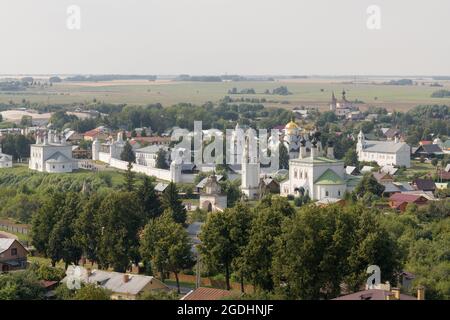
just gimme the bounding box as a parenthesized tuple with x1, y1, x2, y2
(395, 160, 436, 182)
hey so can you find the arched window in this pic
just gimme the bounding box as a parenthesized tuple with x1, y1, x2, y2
(325, 191, 329, 197)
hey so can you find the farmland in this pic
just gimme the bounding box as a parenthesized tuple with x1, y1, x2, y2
(1, 77, 450, 112)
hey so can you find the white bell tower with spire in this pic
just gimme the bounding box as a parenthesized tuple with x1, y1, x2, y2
(241, 129, 260, 199)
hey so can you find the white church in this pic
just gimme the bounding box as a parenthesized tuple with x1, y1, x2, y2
(356, 130, 411, 168)
(29, 131, 77, 173)
(280, 135, 349, 201)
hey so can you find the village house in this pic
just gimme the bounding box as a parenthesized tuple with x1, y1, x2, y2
(83, 127, 110, 141)
(388, 193, 428, 212)
(413, 144, 444, 159)
(0, 238, 29, 272)
(333, 286, 424, 300)
(64, 266, 170, 300)
(412, 179, 436, 193)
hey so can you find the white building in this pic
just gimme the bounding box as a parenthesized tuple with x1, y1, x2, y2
(135, 145, 168, 167)
(199, 174, 227, 212)
(356, 131, 411, 168)
(241, 129, 260, 199)
(280, 139, 348, 201)
(0, 147, 13, 168)
(29, 131, 77, 173)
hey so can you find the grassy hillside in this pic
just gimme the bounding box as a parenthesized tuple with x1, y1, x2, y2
(0, 165, 125, 194)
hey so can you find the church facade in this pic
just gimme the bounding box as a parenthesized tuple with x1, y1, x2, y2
(280, 137, 349, 201)
(29, 131, 77, 173)
(356, 130, 411, 168)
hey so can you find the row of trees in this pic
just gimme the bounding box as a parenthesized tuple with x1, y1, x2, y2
(30, 174, 192, 293)
(200, 196, 402, 299)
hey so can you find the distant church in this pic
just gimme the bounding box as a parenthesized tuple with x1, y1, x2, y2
(29, 131, 77, 173)
(330, 90, 356, 117)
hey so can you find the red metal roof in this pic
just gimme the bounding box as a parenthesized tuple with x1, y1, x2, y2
(389, 193, 425, 203)
(182, 287, 236, 301)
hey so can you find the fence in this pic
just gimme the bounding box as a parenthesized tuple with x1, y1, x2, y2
(168, 273, 255, 293)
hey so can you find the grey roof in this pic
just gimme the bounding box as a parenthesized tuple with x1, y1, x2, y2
(363, 140, 410, 154)
(361, 166, 374, 173)
(415, 144, 443, 155)
(45, 151, 71, 163)
(135, 145, 167, 154)
(382, 182, 401, 193)
(395, 182, 414, 192)
(0, 238, 15, 254)
(65, 266, 166, 295)
(345, 166, 358, 175)
(381, 165, 398, 175)
(155, 182, 169, 192)
(0, 153, 12, 162)
(196, 175, 224, 189)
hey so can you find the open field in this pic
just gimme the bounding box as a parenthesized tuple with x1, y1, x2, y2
(1, 78, 450, 111)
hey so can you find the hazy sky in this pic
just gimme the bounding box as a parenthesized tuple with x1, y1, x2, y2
(1, 0, 449, 75)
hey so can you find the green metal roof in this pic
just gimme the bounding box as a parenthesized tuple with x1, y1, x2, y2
(314, 169, 345, 185)
(291, 156, 343, 164)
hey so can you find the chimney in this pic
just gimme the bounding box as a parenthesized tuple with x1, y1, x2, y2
(310, 143, 317, 159)
(327, 147, 334, 159)
(417, 286, 425, 300)
(391, 287, 401, 300)
(123, 274, 130, 283)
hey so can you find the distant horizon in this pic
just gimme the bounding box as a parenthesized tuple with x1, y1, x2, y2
(1, 74, 449, 78)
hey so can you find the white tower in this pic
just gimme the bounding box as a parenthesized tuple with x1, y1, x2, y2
(230, 123, 243, 165)
(170, 160, 182, 183)
(241, 129, 260, 199)
(356, 130, 365, 157)
(92, 138, 100, 161)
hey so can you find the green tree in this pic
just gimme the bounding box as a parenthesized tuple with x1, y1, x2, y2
(97, 192, 142, 272)
(353, 173, 385, 198)
(279, 143, 289, 170)
(137, 176, 162, 221)
(344, 148, 359, 167)
(228, 202, 254, 293)
(20, 115, 32, 127)
(123, 161, 136, 192)
(199, 209, 236, 290)
(140, 212, 195, 293)
(155, 148, 168, 169)
(31, 192, 66, 265)
(0, 270, 45, 300)
(74, 284, 111, 300)
(75, 193, 104, 264)
(47, 192, 83, 269)
(243, 196, 294, 292)
(161, 182, 186, 224)
(120, 140, 135, 162)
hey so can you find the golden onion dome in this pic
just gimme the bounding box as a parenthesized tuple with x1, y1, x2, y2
(285, 120, 299, 130)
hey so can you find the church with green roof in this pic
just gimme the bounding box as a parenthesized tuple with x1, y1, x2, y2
(280, 134, 354, 201)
